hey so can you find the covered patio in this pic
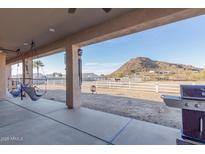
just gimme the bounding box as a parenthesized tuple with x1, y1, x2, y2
(0, 8, 205, 144)
(1, 98, 179, 144)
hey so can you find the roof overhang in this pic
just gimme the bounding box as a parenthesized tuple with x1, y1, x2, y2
(3, 8, 205, 64)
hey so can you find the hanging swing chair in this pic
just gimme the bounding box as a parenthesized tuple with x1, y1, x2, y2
(8, 41, 47, 101)
(9, 81, 47, 101)
(9, 84, 21, 97)
(22, 84, 46, 101)
(8, 75, 47, 101)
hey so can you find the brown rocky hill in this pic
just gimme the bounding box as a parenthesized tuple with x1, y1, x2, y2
(110, 57, 201, 78)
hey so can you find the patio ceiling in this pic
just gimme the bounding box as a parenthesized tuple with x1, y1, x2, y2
(2, 8, 205, 64)
(0, 8, 132, 60)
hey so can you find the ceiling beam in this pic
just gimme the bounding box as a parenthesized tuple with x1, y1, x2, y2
(7, 8, 205, 64)
(70, 8, 205, 46)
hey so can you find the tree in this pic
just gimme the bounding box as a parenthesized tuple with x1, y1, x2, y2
(33, 60, 44, 78)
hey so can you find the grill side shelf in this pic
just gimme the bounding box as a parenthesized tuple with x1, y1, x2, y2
(162, 95, 205, 112)
(161, 95, 182, 108)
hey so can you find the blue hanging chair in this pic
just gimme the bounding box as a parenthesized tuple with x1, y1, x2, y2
(9, 84, 22, 97)
(9, 82, 45, 101)
(21, 85, 44, 101)
(10, 89, 21, 97)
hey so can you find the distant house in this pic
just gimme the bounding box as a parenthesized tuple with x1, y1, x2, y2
(149, 70, 155, 73)
(33, 73, 46, 78)
(46, 73, 65, 79)
(159, 70, 172, 74)
(82, 73, 100, 81)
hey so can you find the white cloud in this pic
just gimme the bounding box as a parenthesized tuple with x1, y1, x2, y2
(82, 62, 121, 75)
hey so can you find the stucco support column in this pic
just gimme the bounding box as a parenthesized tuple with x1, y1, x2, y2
(66, 45, 81, 109)
(6, 64, 12, 91)
(0, 53, 6, 100)
(22, 57, 33, 84)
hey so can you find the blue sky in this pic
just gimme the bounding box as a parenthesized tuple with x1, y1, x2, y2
(13, 14, 205, 75)
(81, 14, 205, 75)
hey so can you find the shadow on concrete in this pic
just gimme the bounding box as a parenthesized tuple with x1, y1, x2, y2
(43, 89, 181, 129)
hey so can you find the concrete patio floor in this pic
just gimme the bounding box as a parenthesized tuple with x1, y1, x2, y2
(0, 98, 180, 145)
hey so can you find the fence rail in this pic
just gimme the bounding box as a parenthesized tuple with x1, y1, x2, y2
(93, 80, 181, 93)
(9, 77, 198, 94)
(45, 79, 197, 94)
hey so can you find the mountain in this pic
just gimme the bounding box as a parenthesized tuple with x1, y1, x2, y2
(110, 57, 202, 79)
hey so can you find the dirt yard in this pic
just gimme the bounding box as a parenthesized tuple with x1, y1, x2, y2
(42, 84, 181, 129)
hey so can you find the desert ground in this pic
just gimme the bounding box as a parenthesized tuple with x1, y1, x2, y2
(42, 83, 182, 129)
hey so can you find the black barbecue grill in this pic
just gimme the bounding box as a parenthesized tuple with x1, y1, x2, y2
(161, 85, 205, 144)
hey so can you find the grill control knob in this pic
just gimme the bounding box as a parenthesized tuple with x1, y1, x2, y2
(194, 104, 200, 108)
(184, 103, 189, 107)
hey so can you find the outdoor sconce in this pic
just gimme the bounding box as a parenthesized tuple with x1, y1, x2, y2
(78, 48, 83, 57)
(78, 49, 83, 87)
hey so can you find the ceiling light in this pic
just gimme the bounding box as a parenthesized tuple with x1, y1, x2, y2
(23, 42, 29, 46)
(102, 8, 112, 13)
(49, 28, 55, 32)
(68, 8, 77, 14)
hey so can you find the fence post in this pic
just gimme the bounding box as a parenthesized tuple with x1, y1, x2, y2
(155, 82, 159, 93)
(129, 80, 131, 89)
(108, 80, 111, 88)
(95, 80, 97, 87)
(192, 82, 196, 85)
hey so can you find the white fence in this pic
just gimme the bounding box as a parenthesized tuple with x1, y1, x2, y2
(44, 78, 198, 94)
(47, 78, 66, 85)
(93, 80, 181, 93)
(8, 77, 197, 94)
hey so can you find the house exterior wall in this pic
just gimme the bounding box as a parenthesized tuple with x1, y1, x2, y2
(0, 53, 6, 99)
